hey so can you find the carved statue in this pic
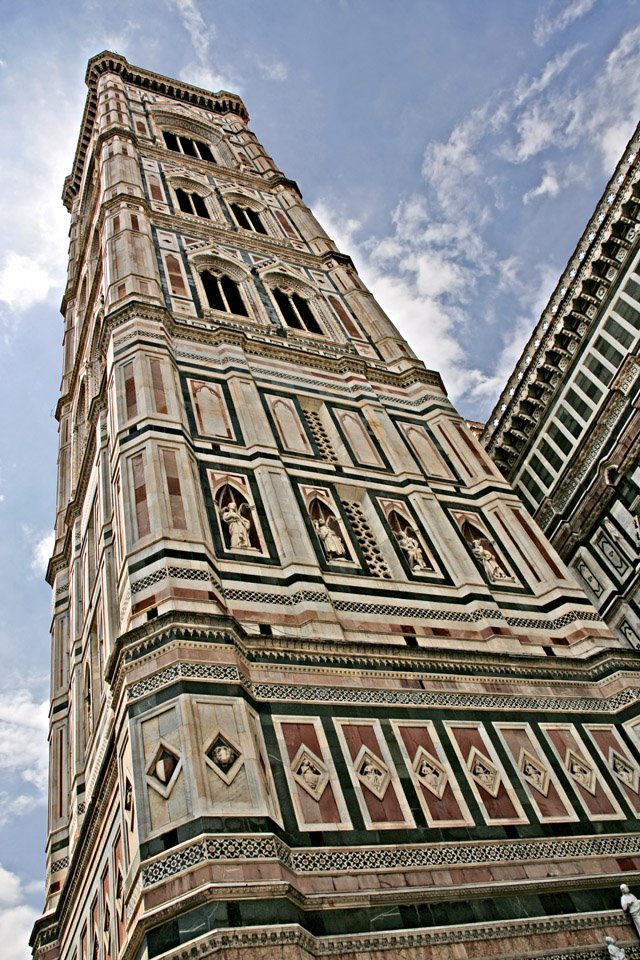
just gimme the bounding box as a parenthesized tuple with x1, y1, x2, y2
(360, 757, 385, 791)
(314, 516, 346, 560)
(606, 935, 627, 959)
(212, 743, 236, 770)
(298, 757, 321, 790)
(397, 528, 430, 572)
(621, 884, 640, 937)
(471, 538, 510, 583)
(220, 500, 252, 549)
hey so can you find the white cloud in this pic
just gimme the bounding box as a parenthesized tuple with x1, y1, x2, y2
(171, 0, 240, 93)
(534, 0, 598, 45)
(523, 169, 561, 203)
(0, 254, 56, 313)
(0, 864, 40, 960)
(28, 531, 54, 577)
(257, 59, 288, 82)
(0, 687, 49, 812)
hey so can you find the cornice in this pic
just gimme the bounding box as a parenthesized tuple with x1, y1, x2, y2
(481, 122, 640, 476)
(63, 51, 248, 210)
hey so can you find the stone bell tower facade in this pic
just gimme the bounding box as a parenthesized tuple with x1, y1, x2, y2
(31, 53, 640, 960)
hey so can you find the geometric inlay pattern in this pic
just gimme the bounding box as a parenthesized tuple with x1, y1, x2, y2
(354, 746, 390, 800)
(291, 745, 330, 801)
(467, 746, 501, 798)
(140, 831, 640, 887)
(564, 748, 597, 796)
(412, 746, 448, 799)
(518, 748, 550, 797)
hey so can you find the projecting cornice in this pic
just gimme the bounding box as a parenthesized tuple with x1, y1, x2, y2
(481, 122, 640, 478)
(62, 51, 248, 210)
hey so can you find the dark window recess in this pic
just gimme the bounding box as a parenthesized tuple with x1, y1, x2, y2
(201, 270, 248, 316)
(575, 371, 602, 404)
(555, 407, 581, 440)
(230, 203, 267, 234)
(162, 131, 216, 163)
(565, 387, 591, 421)
(539, 439, 563, 472)
(548, 422, 574, 454)
(624, 276, 640, 304)
(273, 287, 322, 334)
(521, 470, 544, 504)
(615, 296, 640, 329)
(594, 334, 624, 367)
(605, 315, 635, 349)
(175, 188, 210, 219)
(530, 452, 554, 488)
(584, 353, 614, 387)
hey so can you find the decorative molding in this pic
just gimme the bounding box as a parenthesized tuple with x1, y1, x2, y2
(140, 830, 640, 887)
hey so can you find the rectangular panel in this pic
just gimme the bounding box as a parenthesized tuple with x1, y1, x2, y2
(541, 723, 625, 820)
(391, 719, 473, 827)
(584, 723, 640, 816)
(333, 718, 415, 830)
(495, 723, 579, 823)
(273, 715, 351, 831)
(445, 722, 528, 825)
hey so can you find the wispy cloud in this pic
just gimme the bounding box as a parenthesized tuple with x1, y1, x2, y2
(534, 0, 598, 45)
(0, 863, 40, 960)
(0, 685, 49, 819)
(315, 26, 640, 413)
(170, 0, 240, 92)
(257, 58, 288, 82)
(25, 529, 54, 578)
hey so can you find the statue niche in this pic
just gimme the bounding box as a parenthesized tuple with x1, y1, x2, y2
(388, 509, 433, 573)
(461, 519, 512, 583)
(308, 497, 350, 562)
(215, 483, 259, 551)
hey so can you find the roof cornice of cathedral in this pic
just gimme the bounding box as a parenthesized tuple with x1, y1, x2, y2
(63, 51, 248, 210)
(481, 122, 640, 476)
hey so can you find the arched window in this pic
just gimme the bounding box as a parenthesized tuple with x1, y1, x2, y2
(175, 188, 210, 219)
(162, 131, 215, 162)
(201, 270, 248, 317)
(272, 287, 322, 334)
(231, 202, 266, 234)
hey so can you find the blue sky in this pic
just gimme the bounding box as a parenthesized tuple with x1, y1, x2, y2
(0, 0, 639, 955)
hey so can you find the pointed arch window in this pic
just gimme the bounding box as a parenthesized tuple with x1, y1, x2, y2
(231, 202, 266, 234)
(273, 287, 322, 334)
(201, 270, 248, 317)
(162, 131, 215, 163)
(175, 188, 210, 219)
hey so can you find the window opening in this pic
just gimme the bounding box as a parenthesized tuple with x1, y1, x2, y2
(230, 202, 267, 234)
(201, 270, 248, 316)
(273, 287, 322, 334)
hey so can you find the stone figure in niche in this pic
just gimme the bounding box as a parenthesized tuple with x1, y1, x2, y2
(398, 530, 430, 572)
(461, 519, 511, 583)
(606, 936, 626, 959)
(621, 884, 640, 937)
(209, 739, 238, 772)
(221, 501, 252, 549)
(388, 509, 432, 572)
(471, 539, 510, 582)
(314, 517, 346, 560)
(216, 484, 258, 551)
(418, 759, 442, 791)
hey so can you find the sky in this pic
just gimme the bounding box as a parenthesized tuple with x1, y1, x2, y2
(0, 0, 639, 956)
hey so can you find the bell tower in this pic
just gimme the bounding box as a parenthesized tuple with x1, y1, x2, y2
(32, 52, 640, 960)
